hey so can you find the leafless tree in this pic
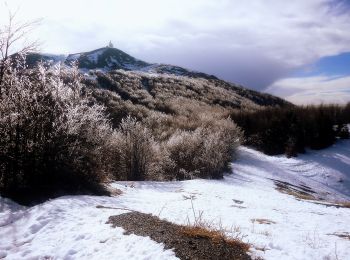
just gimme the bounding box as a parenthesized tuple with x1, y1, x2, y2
(0, 8, 39, 97)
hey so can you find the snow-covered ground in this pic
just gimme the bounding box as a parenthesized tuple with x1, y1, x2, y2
(1, 140, 350, 260)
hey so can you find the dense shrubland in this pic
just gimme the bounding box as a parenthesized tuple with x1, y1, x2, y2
(231, 104, 350, 157)
(0, 60, 115, 202)
(0, 57, 243, 203)
(86, 69, 289, 114)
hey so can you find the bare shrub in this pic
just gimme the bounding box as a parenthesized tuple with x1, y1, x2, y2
(165, 118, 243, 179)
(113, 116, 158, 181)
(166, 129, 203, 179)
(0, 63, 113, 202)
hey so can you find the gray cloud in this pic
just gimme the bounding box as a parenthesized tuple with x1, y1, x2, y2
(267, 75, 350, 104)
(1, 0, 350, 103)
(139, 47, 292, 91)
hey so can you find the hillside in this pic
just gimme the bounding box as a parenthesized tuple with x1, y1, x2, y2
(23, 47, 291, 112)
(1, 139, 349, 260)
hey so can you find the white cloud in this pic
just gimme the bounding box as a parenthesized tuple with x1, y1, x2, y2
(267, 75, 350, 105)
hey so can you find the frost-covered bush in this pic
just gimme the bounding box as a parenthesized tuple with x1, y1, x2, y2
(165, 118, 243, 180)
(108, 114, 243, 181)
(112, 116, 158, 181)
(0, 61, 113, 201)
(165, 129, 202, 179)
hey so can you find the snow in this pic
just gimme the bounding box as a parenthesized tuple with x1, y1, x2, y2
(41, 54, 67, 64)
(87, 50, 105, 64)
(1, 140, 350, 260)
(0, 197, 177, 260)
(66, 54, 81, 63)
(235, 140, 350, 201)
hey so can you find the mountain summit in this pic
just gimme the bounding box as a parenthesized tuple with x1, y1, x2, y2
(65, 47, 150, 71)
(25, 47, 218, 80)
(22, 47, 290, 109)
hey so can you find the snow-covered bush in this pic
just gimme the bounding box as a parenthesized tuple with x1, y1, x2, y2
(165, 118, 243, 179)
(0, 61, 113, 202)
(112, 116, 158, 181)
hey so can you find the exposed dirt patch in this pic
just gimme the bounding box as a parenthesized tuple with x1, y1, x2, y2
(327, 232, 350, 240)
(251, 219, 276, 225)
(305, 200, 350, 209)
(107, 212, 251, 260)
(272, 179, 319, 201)
(272, 179, 350, 209)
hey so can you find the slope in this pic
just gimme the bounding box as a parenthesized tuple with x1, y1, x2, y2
(21, 47, 291, 110)
(1, 140, 349, 260)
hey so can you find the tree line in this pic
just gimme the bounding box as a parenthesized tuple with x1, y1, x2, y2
(231, 104, 350, 157)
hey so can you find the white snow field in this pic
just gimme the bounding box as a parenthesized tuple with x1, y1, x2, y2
(1, 140, 350, 260)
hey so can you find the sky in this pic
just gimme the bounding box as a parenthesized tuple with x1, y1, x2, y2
(0, 0, 350, 105)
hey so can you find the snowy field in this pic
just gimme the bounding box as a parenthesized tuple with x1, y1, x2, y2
(1, 140, 350, 260)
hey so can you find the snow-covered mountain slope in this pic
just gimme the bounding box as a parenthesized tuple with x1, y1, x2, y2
(20, 47, 291, 109)
(66, 47, 218, 80)
(65, 48, 150, 71)
(25, 47, 218, 80)
(13, 53, 66, 67)
(1, 141, 349, 260)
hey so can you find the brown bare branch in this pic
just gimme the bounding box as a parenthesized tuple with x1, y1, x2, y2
(0, 7, 41, 96)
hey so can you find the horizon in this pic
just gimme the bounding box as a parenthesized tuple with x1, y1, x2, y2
(1, 0, 350, 105)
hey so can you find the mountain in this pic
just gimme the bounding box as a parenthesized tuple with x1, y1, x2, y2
(24, 47, 218, 80)
(65, 47, 150, 71)
(22, 47, 291, 110)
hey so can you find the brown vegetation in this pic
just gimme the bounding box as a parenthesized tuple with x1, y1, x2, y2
(107, 211, 251, 260)
(273, 180, 319, 201)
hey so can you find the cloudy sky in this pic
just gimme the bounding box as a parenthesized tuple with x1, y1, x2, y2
(1, 0, 350, 104)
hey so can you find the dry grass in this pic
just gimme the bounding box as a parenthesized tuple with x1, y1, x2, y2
(276, 186, 317, 201)
(181, 225, 250, 252)
(182, 198, 251, 253)
(334, 201, 350, 208)
(273, 180, 319, 201)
